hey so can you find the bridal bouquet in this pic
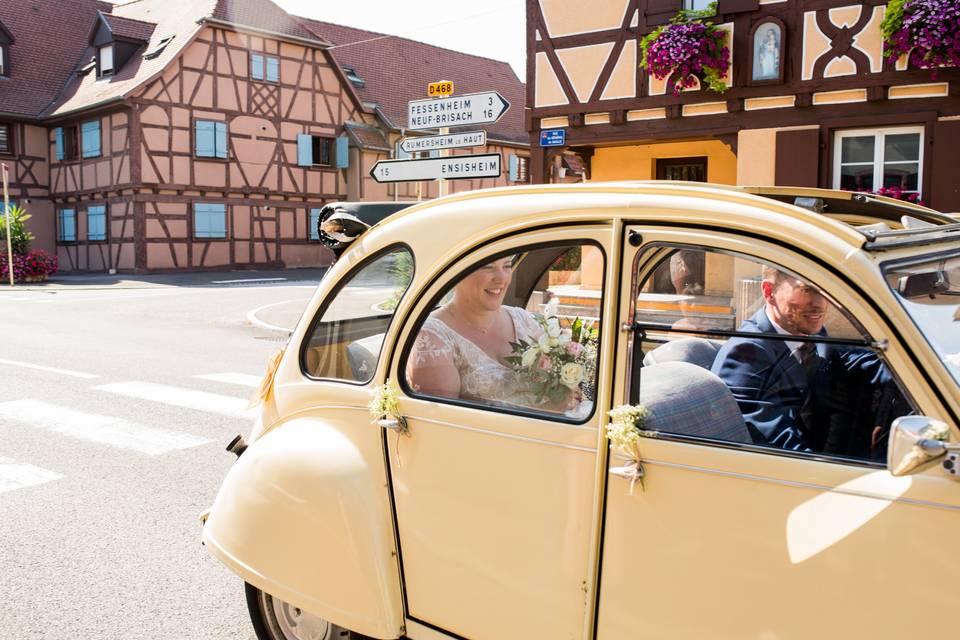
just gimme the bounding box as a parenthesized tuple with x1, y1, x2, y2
(505, 314, 598, 406)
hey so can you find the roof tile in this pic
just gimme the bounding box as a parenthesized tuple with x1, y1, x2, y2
(102, 12, 157, 43)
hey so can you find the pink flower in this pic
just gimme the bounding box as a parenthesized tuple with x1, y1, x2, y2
(565, 342, 584, 357)
(537, 355, 552, 371)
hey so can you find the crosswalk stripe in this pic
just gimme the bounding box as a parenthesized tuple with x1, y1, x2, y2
(93, 381, 254, 418)
(193, 373, 263, 388)
(0, 399, 213, 456)
(0, 457, 63, 494)
(0, 357, 100, 379)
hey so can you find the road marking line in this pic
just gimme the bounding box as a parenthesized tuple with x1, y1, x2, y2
(0, 358, 100, 379)
(0, 399, 213, 456)
(93, 381, 255, 418)
(211, 277, 287, 284)
(246, 299, 307, 333)
(0, 457, 63, 494)
(193, 373, 263, 388)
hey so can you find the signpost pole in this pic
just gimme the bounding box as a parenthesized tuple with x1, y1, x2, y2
(438, 126, 448, 197)
(2, 163, 13, 286)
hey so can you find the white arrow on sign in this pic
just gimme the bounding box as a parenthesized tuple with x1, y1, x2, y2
(400, 130, 487, 153)
(369, 153, 501, 183)
(407, 91, 510, 131)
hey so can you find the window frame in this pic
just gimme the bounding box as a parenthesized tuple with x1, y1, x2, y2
(298, 243, 416, 385)
(86, 204, 107, 242)
(832, 125, 925, 197)
(0, 43, 8, 77)
(626, 239, 914, 468)
(98, 44, 114, 78)
(297, 134, 334, 167)
(398, 238, 607, 425)
(250, 53, 279, 83)
(193, 202, 227, 239)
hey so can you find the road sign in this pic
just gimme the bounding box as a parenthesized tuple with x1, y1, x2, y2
(407, 91, 510, 131)
(400, 130, 487, 154)
(428, 81, 454, 97)
(540, 129, 566, 147)
(369, 153, 501, 183)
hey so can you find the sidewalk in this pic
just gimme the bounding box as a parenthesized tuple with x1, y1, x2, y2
(0, 267, 328, 292)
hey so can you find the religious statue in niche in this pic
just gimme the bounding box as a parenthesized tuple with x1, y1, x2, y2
(752, 22, 783, 82)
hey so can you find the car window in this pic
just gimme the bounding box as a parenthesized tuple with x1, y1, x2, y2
(300, 246, 413, 382)
(402, 242, 603, 422)
(630, 246, 913, 463)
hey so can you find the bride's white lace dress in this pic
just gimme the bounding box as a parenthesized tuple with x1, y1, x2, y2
(411, 306, 541, 406)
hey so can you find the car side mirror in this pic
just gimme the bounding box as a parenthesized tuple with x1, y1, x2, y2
(888, 416, 954, 476)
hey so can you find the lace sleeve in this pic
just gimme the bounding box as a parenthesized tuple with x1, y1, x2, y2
(506, 306, 543, 343)
(409, 317, 458, 367)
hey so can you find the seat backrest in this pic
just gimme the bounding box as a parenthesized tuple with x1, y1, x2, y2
(346, 333, 385, 381)
(637, 361, 751, 444)
(643, 337, 723, 370)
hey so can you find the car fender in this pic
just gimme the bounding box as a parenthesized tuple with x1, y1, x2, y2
(202, 416, 403, 638)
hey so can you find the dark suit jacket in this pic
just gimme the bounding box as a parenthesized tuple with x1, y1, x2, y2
(710, 308, 828, 451)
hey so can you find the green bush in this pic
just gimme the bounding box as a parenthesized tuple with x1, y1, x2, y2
(0, 205, 35, 255)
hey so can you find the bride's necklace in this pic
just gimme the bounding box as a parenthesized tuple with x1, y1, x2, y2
(450, 305, 498, 335)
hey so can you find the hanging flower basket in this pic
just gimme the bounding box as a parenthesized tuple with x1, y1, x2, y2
(640, 13, 731, 96)
(882, 0, 960, 73)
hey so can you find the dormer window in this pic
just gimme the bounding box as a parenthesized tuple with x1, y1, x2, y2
(342, 66, 364, 88)
(0, 20, 13, 78)
(98, 44, 113, 77)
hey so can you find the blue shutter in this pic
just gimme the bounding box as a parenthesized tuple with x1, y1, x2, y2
(508, 154, 519, 182)
(266, 56, 279, 83)
(87, 205, 106, 241)
(251, 54, 264, 80)
(309, 208, 321, 240)
(297, 134, 313, 166)
(195, 121, 215, 157)
(214, 122, 228, 159)
(334, 135, 349, 169)
(59, 209, 76, 242)
(195, 203, 226, 238)
(81, 120, 101, 158)
(54, 128, 64, 160)
(396, 142, 410, 160)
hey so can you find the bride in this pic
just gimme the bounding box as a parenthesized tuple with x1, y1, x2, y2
(406, 256, 546, 407)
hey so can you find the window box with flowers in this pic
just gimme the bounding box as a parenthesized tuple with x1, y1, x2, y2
(882, 0, 960, 73)
(640, 2, 731, 96)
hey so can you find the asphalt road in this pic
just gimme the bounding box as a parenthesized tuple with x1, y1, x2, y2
(0, 269, 326, 640)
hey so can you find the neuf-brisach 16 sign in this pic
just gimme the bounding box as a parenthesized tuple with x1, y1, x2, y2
(407, 91, 510, 131)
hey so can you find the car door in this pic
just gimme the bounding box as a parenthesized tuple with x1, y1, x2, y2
(595, 226, 960, 639)
(386, 226, 613, 640)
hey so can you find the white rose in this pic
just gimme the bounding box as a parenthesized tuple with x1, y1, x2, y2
(521, 346, 539, 368)
(558, 328, 572, 345)
(546, 317, 561, 338)
(560, 362, 584, 388)
(538, 332, 552, 352)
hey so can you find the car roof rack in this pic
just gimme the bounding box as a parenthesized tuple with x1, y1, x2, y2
(857, 222, 960, 251)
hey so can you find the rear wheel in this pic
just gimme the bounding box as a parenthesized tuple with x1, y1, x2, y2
(246, 582, 349, 640)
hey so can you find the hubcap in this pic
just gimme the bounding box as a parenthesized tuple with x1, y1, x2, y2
(265, 593, 331, 640)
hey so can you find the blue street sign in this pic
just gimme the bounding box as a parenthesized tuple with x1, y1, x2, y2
(539, 129, 566, 147)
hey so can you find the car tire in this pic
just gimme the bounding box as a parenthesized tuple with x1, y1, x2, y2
(246, 582, 359, 640)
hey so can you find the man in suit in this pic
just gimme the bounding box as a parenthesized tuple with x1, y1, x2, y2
(711, 267, 830, 451)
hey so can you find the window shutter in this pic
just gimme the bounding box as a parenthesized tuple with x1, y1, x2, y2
(309, 208, 321, 240)
(251, 54, 264, 80)
(932, 120, 960, 212)
(81, 120, 101, 158)
(508, 154, 519, 182)
(644, 0, 682, 27)
(214, 122, 228, 159)
(55, 128, 64, 160)
(60, 209, 76, 242)
(297, 134, 313, 166)
(87, 205, 106, 241)
(396, 142, 410, 160)
(334, 135, 349, 169)
(212, 204, 226, 238)
(775, 129, 820, 187)
(195, 121, 215, 157)
(266, 57, 279, 83)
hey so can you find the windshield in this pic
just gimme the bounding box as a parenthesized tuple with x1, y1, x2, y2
(884, 251, 960, 386)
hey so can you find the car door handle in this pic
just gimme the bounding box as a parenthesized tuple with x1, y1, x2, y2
(378, 417, 408, 433)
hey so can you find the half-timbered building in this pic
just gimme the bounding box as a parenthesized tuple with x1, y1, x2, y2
(0, 0, 528, 273)
(526, 0, 960, 213)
